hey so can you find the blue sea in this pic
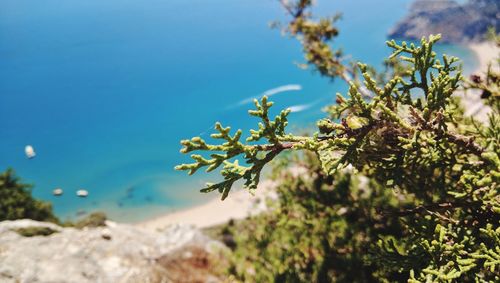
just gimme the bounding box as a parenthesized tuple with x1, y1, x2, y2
(0, 0, 477, 222)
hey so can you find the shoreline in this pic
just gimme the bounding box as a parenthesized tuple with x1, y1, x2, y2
(468, 42, 499, 73)
(136, 42, 499, 232)
(137, 180, 276, 230)
(459, 42, 499, 122)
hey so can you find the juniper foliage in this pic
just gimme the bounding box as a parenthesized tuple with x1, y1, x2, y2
(176, 1, 499, 281)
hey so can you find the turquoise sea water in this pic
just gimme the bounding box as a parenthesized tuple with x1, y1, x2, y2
(0, 0, 477, 222)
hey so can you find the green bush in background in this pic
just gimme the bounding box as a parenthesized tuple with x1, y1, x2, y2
(0, 168, 59, 223)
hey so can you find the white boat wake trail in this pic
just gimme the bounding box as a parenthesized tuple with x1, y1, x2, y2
(234, 84, 302, 107)
(288, 97, 330, 113)
(288, 104, 312, 113)
(200, 84, 304, 136)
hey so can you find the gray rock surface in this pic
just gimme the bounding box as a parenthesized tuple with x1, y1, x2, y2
(389, 0, 499, 43)
(0, 220, 223, 283)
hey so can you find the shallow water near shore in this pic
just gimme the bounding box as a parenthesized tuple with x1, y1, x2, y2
(0, 0, 477, 222)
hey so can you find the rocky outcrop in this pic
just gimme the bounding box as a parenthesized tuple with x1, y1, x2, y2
(0, 219, 224, 283)
(389, 0, 500, 43)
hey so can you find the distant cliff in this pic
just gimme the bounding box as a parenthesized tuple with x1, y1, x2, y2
(389, 0, 499, 43)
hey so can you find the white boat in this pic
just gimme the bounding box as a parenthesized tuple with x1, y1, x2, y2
(76, 189, 89, 197)
(25, 145, 36, 159)
(53, 188, 63, 196)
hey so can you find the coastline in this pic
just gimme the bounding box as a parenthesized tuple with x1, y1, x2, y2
(468, 42, 499, 73)
(137, 180, 277, 230)
(459, 42, 499, 122)
(136, 42, 499, 232)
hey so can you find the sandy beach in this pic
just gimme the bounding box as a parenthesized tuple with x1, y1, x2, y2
(468, 42, 499, 72)
(138, 42, 499, 232)
(138, 180, 277, 230)
(460, 42, 499, 121)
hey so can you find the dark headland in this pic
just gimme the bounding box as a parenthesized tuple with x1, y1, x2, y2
(389, 0, 499, 43)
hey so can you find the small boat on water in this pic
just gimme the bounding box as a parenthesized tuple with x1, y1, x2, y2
(53, 188, 63, 196)
(76, 189, 89, 197)
(25, 145, 36, 159)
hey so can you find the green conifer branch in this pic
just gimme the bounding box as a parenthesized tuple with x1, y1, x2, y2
(177, 35, 496, 203)
(176, 1, 499, 279)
